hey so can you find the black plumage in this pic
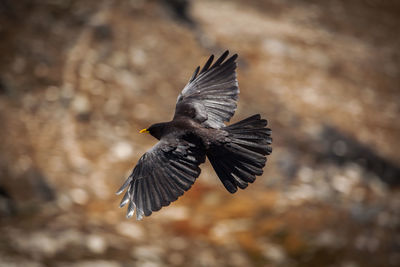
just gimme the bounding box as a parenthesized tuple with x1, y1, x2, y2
(116, 51, 272, 220)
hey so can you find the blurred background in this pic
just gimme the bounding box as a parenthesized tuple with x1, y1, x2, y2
(0, 0, 399, 266)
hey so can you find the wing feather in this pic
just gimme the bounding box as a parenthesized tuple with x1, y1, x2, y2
(175, 50, 239, 129)
(134, 180, 144, 220)
(166, 166, 193, 191)
(117, 138, 205, 220)
(189, 66, 200, 83)
(199, 54, 214, 74)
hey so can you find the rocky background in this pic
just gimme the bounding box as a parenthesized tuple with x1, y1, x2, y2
(0, 0, 399, 266)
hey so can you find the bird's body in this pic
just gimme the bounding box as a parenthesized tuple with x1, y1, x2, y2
(117, 51, 272, 220)
(147, 118, 228, 147)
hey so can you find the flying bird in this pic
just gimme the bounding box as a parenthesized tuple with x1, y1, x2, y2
(116, 50, 272, 220)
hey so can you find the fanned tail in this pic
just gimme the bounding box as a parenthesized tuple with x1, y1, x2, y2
(207, 114, 272, 193)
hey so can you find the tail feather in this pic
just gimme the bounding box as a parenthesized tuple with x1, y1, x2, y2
(224, 114, 266, 129)
(207, 114, 272, 193)
(231, 138, 272, 155)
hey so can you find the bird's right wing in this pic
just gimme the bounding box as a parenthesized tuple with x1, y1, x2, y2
(174, 50, 239, 129)
(116, 137, 205, 220)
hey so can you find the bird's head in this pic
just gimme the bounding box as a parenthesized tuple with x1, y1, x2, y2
(139, 122, 166, 140)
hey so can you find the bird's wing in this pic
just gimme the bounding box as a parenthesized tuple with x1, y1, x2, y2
(116, 136, 205, 220)
(174, 50, 239, 129)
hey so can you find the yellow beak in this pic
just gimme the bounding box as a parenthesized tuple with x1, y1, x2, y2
(139, 128, 149, 134)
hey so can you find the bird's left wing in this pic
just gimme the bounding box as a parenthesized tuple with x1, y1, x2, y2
(116, 137, 205, 220)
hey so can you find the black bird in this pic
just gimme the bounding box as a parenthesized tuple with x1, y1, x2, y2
(116, 51, 272, 220)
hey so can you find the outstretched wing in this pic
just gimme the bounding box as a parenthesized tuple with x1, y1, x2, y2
(174, 50, 239, 129)
(116, 137, 205, 220)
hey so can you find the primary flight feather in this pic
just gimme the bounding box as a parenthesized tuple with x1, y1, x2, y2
(116, 51, 272, 220)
